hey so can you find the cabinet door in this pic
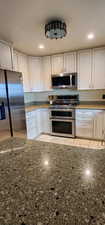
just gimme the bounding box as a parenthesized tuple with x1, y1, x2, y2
(42, 56, 51, 90)
(13, 51, 18, 71)
(92, 47, 105, 89)
(40, 108, 50, 133)
(77, 49, 92, 89)
(64, 52, 76, 73)
(93, 110, 105, 140)
(26, 110, 38, 139)
(28, 57, 42, 91)
(51, 54, 64, 74)
(76, 109, 95, 138)
(18, 53, 30, 92)
(26, 110, 41, 139)
(0, 42, 12, 70)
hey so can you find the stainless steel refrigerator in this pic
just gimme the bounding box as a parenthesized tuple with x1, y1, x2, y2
(0, 69, 26, 140)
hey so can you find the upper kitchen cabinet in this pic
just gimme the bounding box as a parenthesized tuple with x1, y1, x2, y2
(0, 41, 13, 70)
(13, 51, 18, 71)
(77, 49, 92, 90)
(92, 47, 105, 89)
(51, 54, 64, 74)
(41, 56, 51, 90)
(28, 56, 43, 91)
(64, 52, 76, 73)
(13, 51, 30, 92)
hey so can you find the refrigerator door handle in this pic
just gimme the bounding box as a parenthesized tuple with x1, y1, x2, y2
(0, 102, 6, 120)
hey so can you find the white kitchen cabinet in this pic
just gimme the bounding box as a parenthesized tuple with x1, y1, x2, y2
(76, 109, 94, 138)
(0, 41, 12, 70)
(92, 47, 105, 89)
(26, 110, 39, 139)
(77, 49, 92, 89)
(76, 109, 105, 140)
(40, 108, 50, 133)
(64, 52, 76, 73)
(18, 53, 30, 92)
(51, 54, 64, 74)
(93, 110, 105, 140)
(28, 56, 43, 91)
(13, 51, 30, 92)
(42, 56, 51, 90)
(13, 51, 18, 71)
(26, 108, 50, 139)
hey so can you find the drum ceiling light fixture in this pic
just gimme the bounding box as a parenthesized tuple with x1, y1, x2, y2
(45, 20, 67, 40)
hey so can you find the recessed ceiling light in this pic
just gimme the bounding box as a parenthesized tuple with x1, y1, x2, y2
(87, 33, 94, 40)
(38, 44, 45, 49)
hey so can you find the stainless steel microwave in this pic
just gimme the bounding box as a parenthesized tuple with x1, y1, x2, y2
(51, 73, 77, 89)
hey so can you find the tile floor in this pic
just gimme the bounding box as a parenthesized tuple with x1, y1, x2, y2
(36, 134, 105, 149)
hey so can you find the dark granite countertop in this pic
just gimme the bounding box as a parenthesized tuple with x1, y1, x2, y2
(0, 137, 105, 224)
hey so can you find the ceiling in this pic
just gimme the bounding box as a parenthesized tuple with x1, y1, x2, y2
(0, 0, 105, 56)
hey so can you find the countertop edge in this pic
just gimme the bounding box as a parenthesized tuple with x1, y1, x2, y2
(25, 104, 105, 112)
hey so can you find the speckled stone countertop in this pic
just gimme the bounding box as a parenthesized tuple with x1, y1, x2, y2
(76, 104, 105, 110)
(0, 137, 105, 225)
(25, 104, 49, 112)
(25, 103, 105, 112)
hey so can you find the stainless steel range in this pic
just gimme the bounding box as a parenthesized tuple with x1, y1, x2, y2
(49, 95, 79, 138)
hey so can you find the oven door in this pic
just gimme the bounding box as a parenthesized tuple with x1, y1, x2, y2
(50, 118, 75, 137)
(50, 109, 75, 120)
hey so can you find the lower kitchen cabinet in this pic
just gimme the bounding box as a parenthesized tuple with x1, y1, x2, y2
(40, 108, 50, 134)
(26, 108, 50, 139)
(26, 110, 38, 139)
(93, 110, 105, 140)
(26, 107, 105, 141)
(76, 109, 95, 139)
(76, 109, 105, 140)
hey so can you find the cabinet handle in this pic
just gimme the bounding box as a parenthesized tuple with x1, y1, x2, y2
(89, 83, 91, 89)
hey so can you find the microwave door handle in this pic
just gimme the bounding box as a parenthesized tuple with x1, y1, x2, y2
(70, 75, 72, 86)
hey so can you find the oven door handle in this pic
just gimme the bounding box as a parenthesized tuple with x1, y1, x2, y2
(50, 118, 74, 122)
(49, 109, 74, 112)
(50, 116, 74, 120)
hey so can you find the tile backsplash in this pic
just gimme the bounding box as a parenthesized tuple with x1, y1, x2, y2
(24, 89, 105, 104)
